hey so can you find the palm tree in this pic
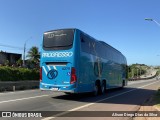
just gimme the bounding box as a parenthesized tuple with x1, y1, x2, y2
(27, 46, 40, 67)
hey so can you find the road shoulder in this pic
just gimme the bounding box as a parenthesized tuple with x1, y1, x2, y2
(134, 87, 160, 120)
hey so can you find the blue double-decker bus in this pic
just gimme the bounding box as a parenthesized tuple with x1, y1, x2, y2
(40, 28, 127, 95)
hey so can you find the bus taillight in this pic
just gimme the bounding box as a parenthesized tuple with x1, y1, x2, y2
(40, 67, 42, 82)
(70, 67, 77, 84)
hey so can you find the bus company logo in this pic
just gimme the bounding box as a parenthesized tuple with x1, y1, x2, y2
(48, 33, 67, 38)
(42, 52, 73, 58)
(47, 69, 58, 79)
(48, 33, 55, 38)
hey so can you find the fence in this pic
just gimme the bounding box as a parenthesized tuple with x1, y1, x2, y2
(0, 81, 39, 92)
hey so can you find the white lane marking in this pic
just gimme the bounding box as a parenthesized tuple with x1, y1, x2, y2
(47, 65, 51, 71)
(42, 80, 160, 120)
(42, 66, 47, 75)
(0, 95, 49, 104)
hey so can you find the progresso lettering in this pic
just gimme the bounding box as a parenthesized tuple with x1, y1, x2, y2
(42, 52, 73, 58)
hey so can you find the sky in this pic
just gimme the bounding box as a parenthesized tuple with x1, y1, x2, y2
(0, 0, 160, 66)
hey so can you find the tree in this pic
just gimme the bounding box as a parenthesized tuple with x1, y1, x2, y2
(27, 46, 40, 68)
(16, 59, 23, 66)
(4, 60, 9, 66)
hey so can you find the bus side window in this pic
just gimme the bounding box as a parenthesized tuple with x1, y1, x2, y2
(81, 37, 85, 43)
(81, 33, 91, 54)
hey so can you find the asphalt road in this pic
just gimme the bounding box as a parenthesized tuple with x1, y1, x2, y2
(0, 78, 160, 120)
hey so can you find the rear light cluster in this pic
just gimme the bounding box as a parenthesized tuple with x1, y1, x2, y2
(40, 67, 42, 82)
(70, 67, 77, 84)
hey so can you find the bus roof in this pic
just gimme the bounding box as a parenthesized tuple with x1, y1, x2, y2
(78, 29, 125, 56)
(44, 28, 77, 33)
(44, 28, 126, 59)
(98, 41, 122, 54)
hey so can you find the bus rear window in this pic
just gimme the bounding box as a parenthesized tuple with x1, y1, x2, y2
(43, 29, 74, 50)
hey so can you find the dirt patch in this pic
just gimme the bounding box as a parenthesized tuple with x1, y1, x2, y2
(133, 95, 160, 120)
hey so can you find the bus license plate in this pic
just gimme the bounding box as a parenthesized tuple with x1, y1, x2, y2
(51, 87, 58, 91)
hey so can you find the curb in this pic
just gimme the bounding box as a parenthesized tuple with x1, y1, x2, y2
(154, 105, 160, 111)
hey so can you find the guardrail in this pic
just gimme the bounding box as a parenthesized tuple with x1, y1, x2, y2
(0, 81, 39, 92)
(128, 73, 157, 81)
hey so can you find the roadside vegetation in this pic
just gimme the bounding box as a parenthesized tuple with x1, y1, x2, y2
(0, 46, 40, 81)
(155, 66, 160, 76)
(128, 64, 149, 78)
(0, 67, 39, 81)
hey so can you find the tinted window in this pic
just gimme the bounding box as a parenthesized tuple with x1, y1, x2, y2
(43, 29, 74, 50)
(81, 33, 91, 53)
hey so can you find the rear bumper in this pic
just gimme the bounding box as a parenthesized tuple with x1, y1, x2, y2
(40, 82, 77, 93)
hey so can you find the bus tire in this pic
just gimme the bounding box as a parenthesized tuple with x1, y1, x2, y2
(101, 80, 106, 94)
(121, 80, 125, 88)
(93, 83, 99, 96)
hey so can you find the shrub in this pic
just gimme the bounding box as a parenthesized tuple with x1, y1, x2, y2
(0, 66, 39, 81)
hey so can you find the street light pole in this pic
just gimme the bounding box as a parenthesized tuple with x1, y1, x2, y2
(22, 42, 26, 67)
(22, 37, 32, 67)
(145, 18, 160, 27)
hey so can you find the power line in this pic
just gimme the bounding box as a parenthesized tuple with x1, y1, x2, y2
(0, 43, 29, 50)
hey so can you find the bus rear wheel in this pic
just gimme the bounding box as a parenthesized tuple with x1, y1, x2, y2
(93, 83, 99, 96)
(121, 80, 125, 88)
(101, 81, 106, 94)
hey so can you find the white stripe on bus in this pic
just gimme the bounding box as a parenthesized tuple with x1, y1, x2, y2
(47, 65, 51, 70)
(42, 66, 47, 75)
(53, 66, 57, 70)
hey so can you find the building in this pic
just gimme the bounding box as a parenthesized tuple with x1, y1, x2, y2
(0, 51, 22, 65)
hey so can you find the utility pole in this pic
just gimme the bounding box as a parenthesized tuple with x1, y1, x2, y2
(132, 68, 134, 78)
(22, 37, 32, 67)
(23, 42, 26, 67)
